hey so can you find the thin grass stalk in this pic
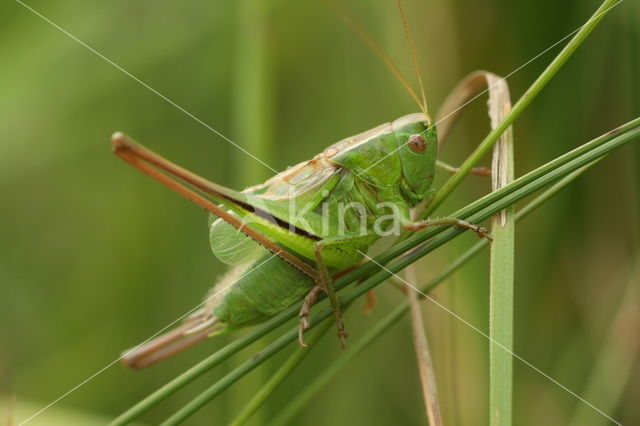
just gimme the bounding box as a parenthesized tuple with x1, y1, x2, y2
(407, 199, 442, 425)
(487, 76, 515, 425)
(428, 0, 620, 213)
(406, 265, 443, 426)
(269, 161, 605, 425)
(227, 320, 334, 426)
(158, 127, 640, 425)
(111, 120, 640, 425)
(488, 175, 515, 425)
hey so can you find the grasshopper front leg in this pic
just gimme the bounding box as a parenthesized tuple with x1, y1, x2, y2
(436, 160, 491, 177)
(404, 217, 493, 241)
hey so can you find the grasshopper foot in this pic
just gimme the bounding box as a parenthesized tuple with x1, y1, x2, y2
(298, 321, 309, 349)
(467, 223, 493, 241)
(298, 284, 323, 348)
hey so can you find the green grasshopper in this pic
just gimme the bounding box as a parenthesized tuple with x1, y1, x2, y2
(113, 112, 491, 368)
(114, 4, 492, 370)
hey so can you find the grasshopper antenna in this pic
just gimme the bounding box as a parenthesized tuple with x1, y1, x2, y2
(396, 0, 429, 118)
(337, 3, 429, 119)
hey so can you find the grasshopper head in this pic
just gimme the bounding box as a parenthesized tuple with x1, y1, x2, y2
(328, 113, 437, 207)
(392, 113, 438, 206)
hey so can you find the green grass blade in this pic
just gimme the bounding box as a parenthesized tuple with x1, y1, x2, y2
(407, 266, 443, 426)
(489, 107, 515, 425)
(428, 0, 620, 213)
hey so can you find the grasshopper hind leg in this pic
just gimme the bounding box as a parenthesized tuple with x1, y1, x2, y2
(296, 243, 349, 349)
(300, 234, 377, 348)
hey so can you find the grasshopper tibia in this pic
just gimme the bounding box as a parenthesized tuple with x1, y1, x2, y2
(298, 284, 324, 348)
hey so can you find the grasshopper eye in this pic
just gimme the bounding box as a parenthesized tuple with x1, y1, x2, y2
(407, 134, 427, 153)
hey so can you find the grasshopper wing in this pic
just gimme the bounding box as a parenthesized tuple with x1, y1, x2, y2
(210, 156, 341, 265)
(245, 154, 340, 204)
(210, 215, 269, 265)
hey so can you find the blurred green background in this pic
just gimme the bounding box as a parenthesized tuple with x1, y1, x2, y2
(1, 0, 638, 425)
